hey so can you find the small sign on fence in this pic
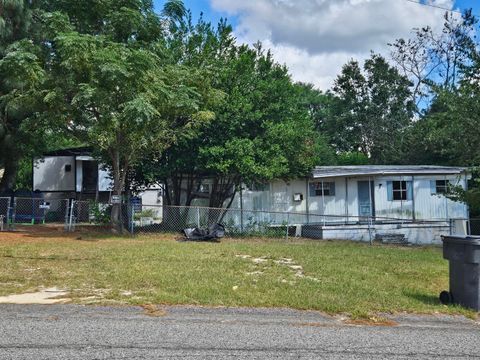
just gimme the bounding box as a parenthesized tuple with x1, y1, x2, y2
(39, 202, 51, 210)
(111, 195, 122, 204)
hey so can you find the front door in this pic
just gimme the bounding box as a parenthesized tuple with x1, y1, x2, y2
(82, 161, 99, 193)
(358, 181, 375, 218)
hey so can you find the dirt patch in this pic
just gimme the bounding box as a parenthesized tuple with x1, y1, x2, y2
(0, 226, 78, 243)
(344, 317, 398, 327)
(141, 304, 167, 317)
(0, 225, 115, 243)
(0, 287, 70, 304)
(237, 254, 320, 283)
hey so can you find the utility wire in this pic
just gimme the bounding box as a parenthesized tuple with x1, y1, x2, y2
(404, 0, 465, 15)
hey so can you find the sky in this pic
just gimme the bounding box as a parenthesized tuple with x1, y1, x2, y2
(154, 0, 479, 90)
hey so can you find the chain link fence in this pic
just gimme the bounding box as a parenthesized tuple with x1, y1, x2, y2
(133, 205, 295, 238)
(131, 204, 455, 243)
(0, 197, 460, 244)
(0, 197, 11, 231)
(10, 198, 69, 228)
(470, 218, 480, 235)
(66, 200, 133, 232)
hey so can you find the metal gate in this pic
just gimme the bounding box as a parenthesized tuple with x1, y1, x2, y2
(11, 198, 69, 227)
(470, 218, 480, 235)
(0, 197, 11, 231)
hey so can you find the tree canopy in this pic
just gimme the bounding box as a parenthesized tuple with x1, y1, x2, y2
(130, 18, 332, 208)
(1, 1, 480, 219)
(322, 54, 415, 164)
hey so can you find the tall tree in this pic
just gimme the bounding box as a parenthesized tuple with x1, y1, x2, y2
(327, 54, 414, 164)
(407, 82, 480, 167)
(0, 0, 43, 192)
(131, 18, 331, 211)
(26, 0, 217, 231)
(390, 10, 477, 109)
(38, 0, 163, 43)
(47, 26, 215, 232)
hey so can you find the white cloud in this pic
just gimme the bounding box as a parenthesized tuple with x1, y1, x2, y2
(210, 0, 457, 89)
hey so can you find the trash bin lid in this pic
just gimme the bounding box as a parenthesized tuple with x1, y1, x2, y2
(441, 235, 480, 246)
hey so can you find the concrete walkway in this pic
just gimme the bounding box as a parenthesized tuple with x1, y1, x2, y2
(0, 288, 70, 305)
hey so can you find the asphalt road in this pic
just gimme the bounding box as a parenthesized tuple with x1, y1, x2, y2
(0, 304, 479, 359)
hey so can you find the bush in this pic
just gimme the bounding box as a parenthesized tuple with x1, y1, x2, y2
(89, 202, 112, 225)
(134, 209, 157, 220)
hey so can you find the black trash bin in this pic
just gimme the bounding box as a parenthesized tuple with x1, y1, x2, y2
(441, 235, 480, 311)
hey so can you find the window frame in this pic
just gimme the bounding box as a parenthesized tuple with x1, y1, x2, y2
(196, 182, 210, 194)
(392, 180, 407, 201)
(310, 181, 336, 197)
(247, 183, 268, 192)
(387, 180, 413, 202)
(435, 180, 450, 194)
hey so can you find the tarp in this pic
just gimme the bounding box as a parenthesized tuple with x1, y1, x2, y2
(183, 223, 225, 241)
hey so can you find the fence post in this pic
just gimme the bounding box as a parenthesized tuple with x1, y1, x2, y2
(130, 203, 135, 235)
(6, 197, 11, 230)
(11, 198, 16, 231)
(64, 199, 70, 231)
(240, 186, 244, 233)
(68, 200, 75, 232)
(286, 212, 290, 241)
(368, 215, 373, 245)
(197, 207, 200, 228)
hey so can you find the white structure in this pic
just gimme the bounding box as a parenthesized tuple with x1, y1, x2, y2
(33, 147, 161, 206)
(33, 147, 112, 200)
(229, 166, 470, 244)
(236, 166, 468, 219)
(33, 152, 470, 243)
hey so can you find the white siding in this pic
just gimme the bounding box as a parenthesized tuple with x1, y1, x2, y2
(374, 177, 414, 220)
(235, 180, 308, 213)
(98, 166, 113, 191)
(238, 174, 468, 221)
(138, 189, 163, 219)
(413, 175, 467, 220)
(75, 160, 83, 192)
(33, 156, 75, 192)
(321, 222, 451, 245)
(308, 177, 347, 218)
(346, 177, 359, 218)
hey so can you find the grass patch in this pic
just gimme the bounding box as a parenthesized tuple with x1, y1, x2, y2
(0, 231, 475, 318)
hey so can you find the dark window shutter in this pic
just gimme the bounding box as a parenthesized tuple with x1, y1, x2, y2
(329, 182, 336, 196)
(406, 181, 413, 201)
(387, 181, 393, 201)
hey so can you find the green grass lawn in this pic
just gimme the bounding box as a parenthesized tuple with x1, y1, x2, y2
(0, 232, 474, 318)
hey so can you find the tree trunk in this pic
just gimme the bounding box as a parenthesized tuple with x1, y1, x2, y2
(161, 174, 195, 230)
(110, 189, 123, 233)
(207, 176, 238, 224)
(110, 148, 126, 234)
(0, 152, 18, 193)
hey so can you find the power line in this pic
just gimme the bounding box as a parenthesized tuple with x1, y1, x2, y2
(404, 0, 464, 15)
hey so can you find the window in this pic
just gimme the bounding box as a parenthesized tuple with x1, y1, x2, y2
(309, 182, 335, 197)
(387, 181, 412, 201)
(196, 183, 210, 194)
(434, 180, 450, 194)
(247, 183, 268, 192)
(253, 196, 263, 211)
(65, 164, 72, 172)
(392, 181, 407, 200)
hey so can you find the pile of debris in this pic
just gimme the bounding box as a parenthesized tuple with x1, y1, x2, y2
(375, 233, 408, 245)
(182, 223, 225, 242)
